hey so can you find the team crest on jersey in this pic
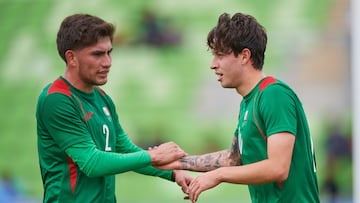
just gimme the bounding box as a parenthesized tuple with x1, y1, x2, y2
(102, 107, 112, 121)
(237, 127, 243, 154)
(244, 110, 248, 121)
(103, 107, 110, 116)
(242, 110, 248, 127)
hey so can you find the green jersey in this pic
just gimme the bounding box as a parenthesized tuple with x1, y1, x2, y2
(235, 77, 319, 203)
(36, 77, 174, 203)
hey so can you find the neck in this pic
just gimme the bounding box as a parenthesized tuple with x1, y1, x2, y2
(63, 70, 94, 93)
(236, 71, 265, 97)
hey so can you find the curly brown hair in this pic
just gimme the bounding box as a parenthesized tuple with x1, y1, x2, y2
(56, 14, 115, 62)
(207, 13, 267, 70)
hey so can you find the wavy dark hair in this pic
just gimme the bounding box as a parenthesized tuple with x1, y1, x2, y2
(56, 14, 115, 62)
(207, 13, 267, 70)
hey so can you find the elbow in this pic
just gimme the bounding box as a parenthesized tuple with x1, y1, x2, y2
(274, 167, 289, 182)
(86, 171, 100, 178)
(79, 154, 109, 178)
(278, 170, 289, 181)
(81, 165, 101, 178)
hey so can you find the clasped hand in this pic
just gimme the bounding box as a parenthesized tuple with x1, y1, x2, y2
(148, 144, 218, 202)
(147, 141, 187, 166)
(147, 143, 193, 200)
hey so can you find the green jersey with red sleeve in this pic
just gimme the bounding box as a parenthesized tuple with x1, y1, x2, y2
(36, 76, 173, 203)
(235, 77, 319, 203)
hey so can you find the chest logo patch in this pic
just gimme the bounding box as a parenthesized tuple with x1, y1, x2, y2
(103, 107, 110, 116)
(244, 110, 248, 121)
(102, 107, 112, 122)
(242, 110, 248, 128)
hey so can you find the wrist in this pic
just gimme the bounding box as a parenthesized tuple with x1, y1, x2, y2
(215, 167, 225, 183)
(146, 151, 154, 164)
(147, 150, 158, 165)
(171, 170, 177, 182)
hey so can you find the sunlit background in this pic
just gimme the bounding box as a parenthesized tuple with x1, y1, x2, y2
(0, 0, 352, 202)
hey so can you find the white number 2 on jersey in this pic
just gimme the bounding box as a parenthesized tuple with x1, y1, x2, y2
(102, 124, 112, 151)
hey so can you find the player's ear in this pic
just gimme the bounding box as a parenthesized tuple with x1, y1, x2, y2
(240, 48, 251, 65)
(65, 50, 78, 67)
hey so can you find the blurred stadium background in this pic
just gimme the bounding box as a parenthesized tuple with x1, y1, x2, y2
(0, 0, 352, 202)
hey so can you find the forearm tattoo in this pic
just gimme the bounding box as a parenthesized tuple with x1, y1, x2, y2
(180, 136, 242, 172)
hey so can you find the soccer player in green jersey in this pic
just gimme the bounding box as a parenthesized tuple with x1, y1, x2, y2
(36, 14, 192, 203)
(159, 12, 320, 203)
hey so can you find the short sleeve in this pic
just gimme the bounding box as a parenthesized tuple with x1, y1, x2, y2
(258, 84, 297, 137)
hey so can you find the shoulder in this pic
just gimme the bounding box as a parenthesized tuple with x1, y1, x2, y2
(37, 78, 77, 113)
(38, 78, 74, 105)
(47, 78, 72, 97)
(259, 76, 277, 92)
(258, 77, 298, 107)
(260, 77, 294, 96)
(40, 78, 76, 105)
(259, 77, 291, 91)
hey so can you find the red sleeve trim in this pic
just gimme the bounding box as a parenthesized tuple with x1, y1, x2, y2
(48, 78, 72, 97)
(259, 76, 277, 92)
(67, 156, 78, 193)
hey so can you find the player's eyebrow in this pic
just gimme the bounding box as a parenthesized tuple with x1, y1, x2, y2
(92, 48, 113, 55)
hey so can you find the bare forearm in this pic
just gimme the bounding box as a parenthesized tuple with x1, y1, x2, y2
(217, 159, 286, 185)
(180, 150, 240, 172)
(218, 133, 295, 185)
(179, 136, 241, 172)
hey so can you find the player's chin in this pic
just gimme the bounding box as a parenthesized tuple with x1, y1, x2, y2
(220, 82, 231, 88)
(96, 78, 108, 86)
(220, 81, 235, 89)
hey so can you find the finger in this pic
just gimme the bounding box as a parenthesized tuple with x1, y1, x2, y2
(179, 180, 187, 193)
(181, 178, 191, 193)
(189, 178, 197, 188)
(182, 184, 189, 194)
(193, 188, 200, 202)
(188, 182, 198, 202)
(148, 146, 158, 150)
(162, 142, 175, 147)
